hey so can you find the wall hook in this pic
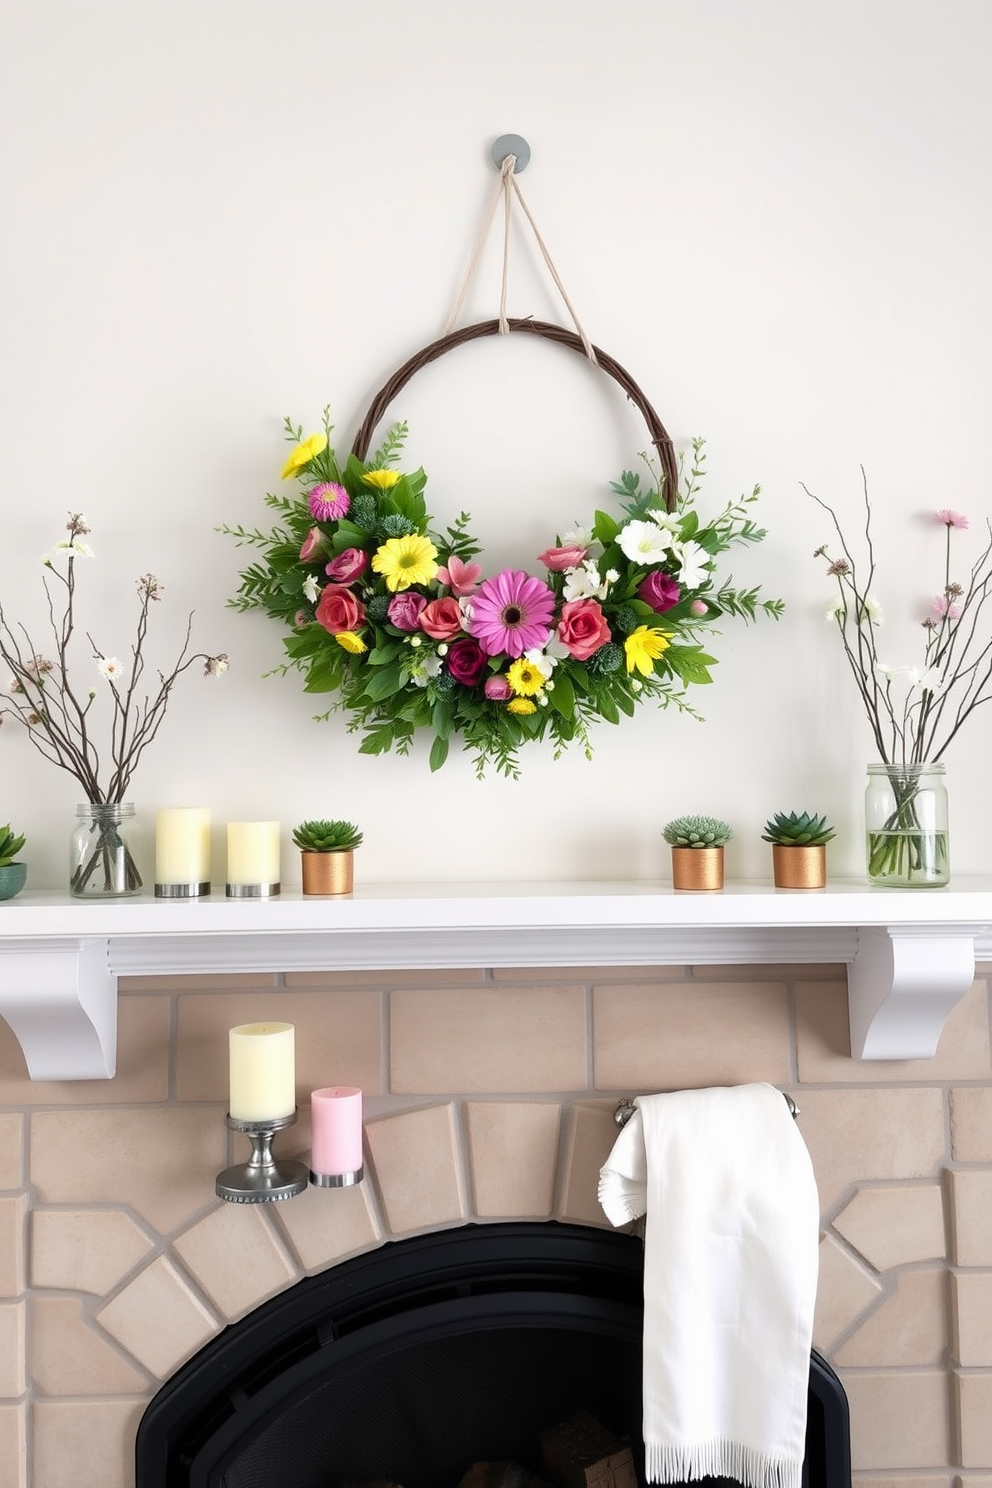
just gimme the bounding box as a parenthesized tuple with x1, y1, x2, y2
(491, 134, 530, 172)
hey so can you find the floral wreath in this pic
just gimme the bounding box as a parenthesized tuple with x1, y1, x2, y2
(223, 320, 783, 776)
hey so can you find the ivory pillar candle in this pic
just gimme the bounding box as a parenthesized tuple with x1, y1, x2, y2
(155, 807, 211, 896)
(229, 1022, 296, 1121)
(226, 821, 280, 896)
(309, 1086, 364, 1185)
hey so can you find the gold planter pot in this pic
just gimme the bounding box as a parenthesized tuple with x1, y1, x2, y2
(301, 850, 354, 896)
(772, 843, 826, 890)
(670, 846, 724, 891)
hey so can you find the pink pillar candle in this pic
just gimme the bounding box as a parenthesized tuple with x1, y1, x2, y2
(310, 1086, 363, 1179)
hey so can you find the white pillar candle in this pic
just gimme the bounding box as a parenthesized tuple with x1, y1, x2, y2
(226, 821, 280, 886)
(310, 1086, 363, 1177)
(229, 1022, 296, 1121)
(155, 807, 211, 884)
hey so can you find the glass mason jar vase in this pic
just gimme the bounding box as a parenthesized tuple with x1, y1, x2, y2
(865, 763, 949, 888)
(69, 803, 144, 898)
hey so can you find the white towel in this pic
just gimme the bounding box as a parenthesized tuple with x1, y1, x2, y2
(598, 1084, 819, 1488)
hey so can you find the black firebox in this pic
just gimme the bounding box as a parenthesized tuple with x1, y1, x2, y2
(135, 1222, 850, 1488)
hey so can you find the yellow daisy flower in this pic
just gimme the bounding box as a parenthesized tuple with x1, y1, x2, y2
(362, 469, 401, 490)
(371, 535, 439, 593)
(507, 697, 538, 715)
(506, 658, 544, 697)
(334, 631, 367, 655)
(624, 625, 670, 676)
(280, 433, 328, 481)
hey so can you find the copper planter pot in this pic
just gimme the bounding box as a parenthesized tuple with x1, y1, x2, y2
(670, 846, 724, 891)
(772, 844, 826, 889)
(300, 850, 354, 896)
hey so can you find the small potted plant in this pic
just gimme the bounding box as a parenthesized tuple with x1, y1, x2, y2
(762, 811, 836, 889)
(662, 815, 733, 891)
(292, 819, 364, 896)
(0, 824, 27, 901)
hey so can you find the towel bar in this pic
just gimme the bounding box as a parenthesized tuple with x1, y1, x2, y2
(613, 1092, 800, 1128)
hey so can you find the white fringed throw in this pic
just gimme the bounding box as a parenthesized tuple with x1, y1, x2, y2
(598, 1084, 819, 1488)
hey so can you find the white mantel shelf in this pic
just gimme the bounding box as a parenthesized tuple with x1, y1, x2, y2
(2, 878, 991, 1080)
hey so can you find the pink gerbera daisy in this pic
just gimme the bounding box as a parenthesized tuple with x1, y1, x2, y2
(934, 509, 968, 529)
(309, 483, 350, 521)
(470, 569, 556, 658)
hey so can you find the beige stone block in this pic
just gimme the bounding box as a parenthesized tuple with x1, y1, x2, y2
(97, 1255, 219, 1379)
(172, 1204, 298, 1321)
(491, 965, 687, 982)
(390, 986, 586, 1094)
(31, 1296, 146, 1394)
(284, 967, 485, 987)
(835, 1268, 948, 1367)
(797, 978, 991, 1080)
(857, 1480, 950, 1488)
(843, 1369, 949, 1470)
(0, 1194, 25, 1297)
(274, 1181, 380, 1273)
(957, 1371, 992, 1467)
(466, 1102, 560, 1218)
(0, 1404, 25, 1488)
(952, 1272, 992, 1366)
(689, 962, 844, 981)
(948, 1170, 992, 1266)
(33, 1400, 142, 1488)
(0, 996, 169, 1105)
(833, 1184, 946, 1269)
(30, 1207, 154, 1294)
(558, 1101, 619, 1229)
(951, 1087, 992, 1162)
(592, 981, 790, 1090)
(0, 1114, 23, 1190)
(30, 1107, 226, 1235)
(118, 972, 279, 990)
(0, 1302, 24, 1396)
(812, 1233, 884, 1353)
(796, 1089, 945, 1213)
(365, 1105, 465, 1234)
(176, 989, 383, 1101)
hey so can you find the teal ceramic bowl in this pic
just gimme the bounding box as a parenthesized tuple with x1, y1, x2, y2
(0, 863, 27, 901)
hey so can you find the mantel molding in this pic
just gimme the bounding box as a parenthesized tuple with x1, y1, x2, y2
(1, 879, 991, 1079)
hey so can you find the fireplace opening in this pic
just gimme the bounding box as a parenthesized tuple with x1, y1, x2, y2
(135, 1222, 850, 1488)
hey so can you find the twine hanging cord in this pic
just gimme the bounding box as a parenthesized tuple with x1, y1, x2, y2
(444, 152, 598, 365)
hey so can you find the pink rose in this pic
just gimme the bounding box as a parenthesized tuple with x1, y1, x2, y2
(689, 598, 709, 617)
(484, 674, 512, 701)
(556, 599, 611, 661)
(419, 597, 464, 641)
(437, 554, 483, 597)
(315, 585, 365, 635)
(325, 547, 368, 583)
(638, 570, 680, 613)
(447, 638, 487, 686)
(538, 543, 589, 573)
(387, 592, 427, 631)
(299, 527, 327, 563)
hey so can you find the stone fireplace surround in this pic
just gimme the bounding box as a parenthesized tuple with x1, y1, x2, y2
(1, 890, 992, 1486)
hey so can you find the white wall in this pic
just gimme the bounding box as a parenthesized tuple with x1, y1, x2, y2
(2, 0, 991, 888)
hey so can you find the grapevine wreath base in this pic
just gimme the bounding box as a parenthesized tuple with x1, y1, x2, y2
(223, 319, 782, 777)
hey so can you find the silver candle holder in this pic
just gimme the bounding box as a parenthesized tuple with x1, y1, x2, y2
(216, 1111, 309, 1203)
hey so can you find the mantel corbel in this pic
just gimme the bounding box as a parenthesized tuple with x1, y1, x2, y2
(847, 923, 979, 1060)
(0, 936, 117, 1081)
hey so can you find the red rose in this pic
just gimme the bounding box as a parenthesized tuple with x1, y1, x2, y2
(556, 599, 611, 660)
(315, 585, 365, 634)
(447, 638, 487, 686)
(419, 597, 464, 641)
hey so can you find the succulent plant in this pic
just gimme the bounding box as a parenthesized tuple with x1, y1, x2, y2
(663, 814, 733, 848)
(292, 819, 363, 853)
(762, 811, 836, 847)
(0, 824, 26, 868)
